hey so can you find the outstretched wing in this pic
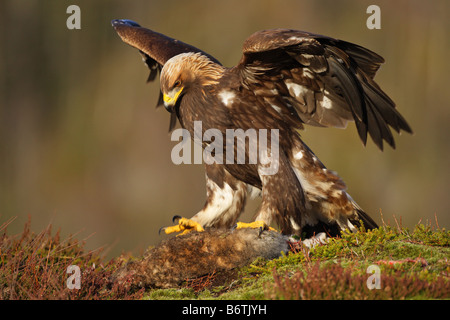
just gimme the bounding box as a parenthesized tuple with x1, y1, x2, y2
(237, 29, 412, 150)
(112, 19, 222, 132)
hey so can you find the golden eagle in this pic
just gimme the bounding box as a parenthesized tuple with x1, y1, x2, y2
(112, 19, 412, 238)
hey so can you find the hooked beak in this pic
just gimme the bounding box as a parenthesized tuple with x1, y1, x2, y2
(163, 87, 183, 112)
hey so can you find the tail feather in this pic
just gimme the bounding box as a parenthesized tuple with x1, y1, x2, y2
(351, 202, 379, 230)
(300, 201, 378, 240)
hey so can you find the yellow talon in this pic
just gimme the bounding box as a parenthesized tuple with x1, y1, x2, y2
(162, 217, 204, 236)
(235, 221, 277, 232)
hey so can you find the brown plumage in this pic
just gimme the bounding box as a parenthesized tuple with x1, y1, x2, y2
(112, 20, 412, 238)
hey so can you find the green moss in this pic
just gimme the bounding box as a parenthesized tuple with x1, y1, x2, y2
(410, 224, 450, 246)
(144, 288, 197, 300)
(213, 274, 271, 300)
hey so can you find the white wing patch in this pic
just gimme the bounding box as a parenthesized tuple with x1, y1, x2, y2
(219, 90, 236, 107)
(285, 81, 307, 99)
(321, 95, 334, 110)
(294, 150, 304, 160)
(288, 36, 303, 41)
(270, 104, 282, 114)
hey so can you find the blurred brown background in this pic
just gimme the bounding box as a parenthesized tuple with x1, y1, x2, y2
(1, 0, 449, 258)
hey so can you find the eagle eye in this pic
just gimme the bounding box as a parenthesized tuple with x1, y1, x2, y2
(173, 80, 181, 88)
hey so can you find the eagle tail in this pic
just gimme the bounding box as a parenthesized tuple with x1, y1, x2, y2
(350, 201, 379, 230)
(301, 203, 378, 240)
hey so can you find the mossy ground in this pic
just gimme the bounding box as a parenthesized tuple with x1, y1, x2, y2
(144, 222, 450, 300)
(1, 217, 448, 299)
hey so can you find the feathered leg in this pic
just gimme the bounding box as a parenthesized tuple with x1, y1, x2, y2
(161, 163, 247, 235)
(249, 150, 306, 235)
(289, 135, 378, 237)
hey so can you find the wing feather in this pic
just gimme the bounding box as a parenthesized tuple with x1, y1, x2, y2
(237, 29, 412, 150)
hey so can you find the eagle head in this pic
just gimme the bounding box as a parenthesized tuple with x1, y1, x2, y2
(160, 52, 225, 112)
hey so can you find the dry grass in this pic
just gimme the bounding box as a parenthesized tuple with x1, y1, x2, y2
(0, 217, 143, 299)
